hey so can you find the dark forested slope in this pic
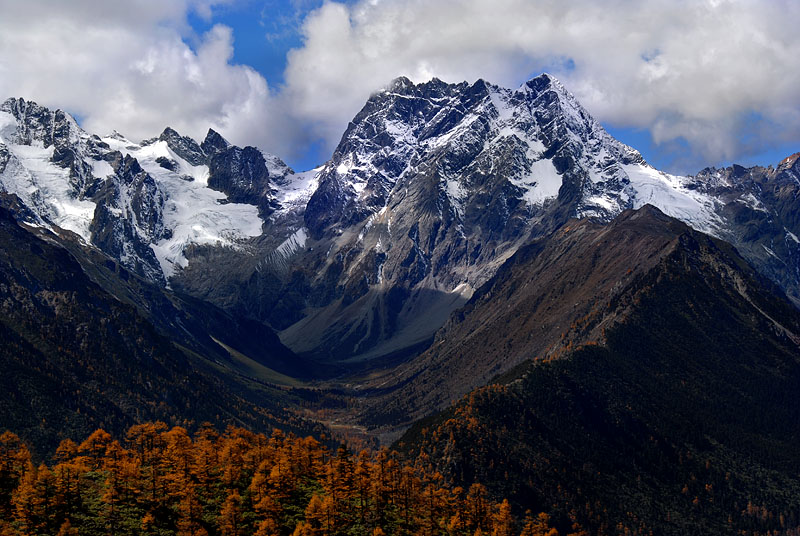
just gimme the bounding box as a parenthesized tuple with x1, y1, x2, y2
(0, 207, 319, 454)
(397, 207, 800, 535)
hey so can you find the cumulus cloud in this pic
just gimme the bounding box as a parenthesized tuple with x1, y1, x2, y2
(0, 0, 299, 156)
(284, 0, 800, 171)
(1, 0, 798, 172)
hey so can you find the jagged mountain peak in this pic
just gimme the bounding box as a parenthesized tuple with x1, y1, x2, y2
(159, 126, 182, 139)
(201, 128, 230, 155)
(380, 71, 562, 101)
(385, 75, 415, 92)
(158, 126, 206, 166)
(0, 98, 279, 284)
(521, 71, 564, 94)
(0, 96, 54, 120)
(371, 71, 600, 146)
(0, 96, 84, 149)
(106, 130, 135, 144)
(776, 151, 800, 177)
(306, 72, 646, 240)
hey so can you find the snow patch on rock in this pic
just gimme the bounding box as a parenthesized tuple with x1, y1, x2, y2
(0, 141, 95, 239)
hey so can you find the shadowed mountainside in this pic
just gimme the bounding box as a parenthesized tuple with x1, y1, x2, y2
(0, 206, 321, 454)
(359, 205, 800, 432)
(392, 206, 800, 535)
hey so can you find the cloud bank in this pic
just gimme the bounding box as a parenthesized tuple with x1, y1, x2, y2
(0, 0, 290, 153)
(1, 0, 799, 172)
(285, 0, 800, 171)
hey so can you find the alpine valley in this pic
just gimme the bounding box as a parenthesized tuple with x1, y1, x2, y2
(1, 74, 799, 535)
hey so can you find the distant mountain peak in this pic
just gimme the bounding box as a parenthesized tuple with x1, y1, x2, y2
(159, 126, 206, 166)
(523, 71, 556, 90)
(201, 128, 230, 154)
(0, 96, 45, 115)
(107, 130, 131, 142)
(778, 151, 800, 170)
(385, 75, 414, 92)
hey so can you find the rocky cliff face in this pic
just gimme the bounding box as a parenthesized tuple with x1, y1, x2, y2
(690, 155, 800, 305)
(256, 74, 662, 361)
(0, 98, 295, 285)
(303, 74, 647, 291)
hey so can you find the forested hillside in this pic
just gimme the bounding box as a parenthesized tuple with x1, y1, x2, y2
(0, 424, 572, 536)
(398, 222, 800, 535)
(0, 205, 316, 454)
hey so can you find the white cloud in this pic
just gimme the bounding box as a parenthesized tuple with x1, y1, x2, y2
(283, 0, 800, 171)
(0, 0, 297, 156)
(1, 0, 798, 172)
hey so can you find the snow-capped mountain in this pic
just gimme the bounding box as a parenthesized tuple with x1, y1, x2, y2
(1, 73, 798, 363)
(273, 74, 799, 359)
(0, 97, 313, 284)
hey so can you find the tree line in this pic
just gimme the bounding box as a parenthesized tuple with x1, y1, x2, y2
(0, 424, 578, 536)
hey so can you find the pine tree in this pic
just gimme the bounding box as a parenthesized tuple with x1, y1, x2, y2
(492, 499, 514, 536)
(254, 517, 280, 536)
(0, 431, 31, 518)
(269, 446, 295, 504)
(320, 495, 336, 534)
(0, 520, 18, 536)
(56, 518, 79, 536)
(77, 429, 112, 470)
(54, 439, 78, 464)
(12, 462, 57, 534)
(254, 493, 282, 527)
(292, 521, 314, 536)
(219, 489, 244, 536)
(448, 511, 466, 535)
(355, 449, 372, 525)
(221, 427, 249, 489)
(128, 421, 168, 510)
(11, 465, 37, 534)
(53, 442, 87, 519)
(164, 426, 194, 481)
(519, 511, 558, 536)
(466, 483, 490, 532)
(34, 463, 57, 533)
(101, 440, 139, 534)
(176, 485, 208, 536)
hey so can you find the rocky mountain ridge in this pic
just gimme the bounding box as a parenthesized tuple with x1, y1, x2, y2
(392, 205, 800, 536)
(1, 74, 798, 364)
(0, 97, 305, 285)
(0, 204, 317, 452)
(357, 204, 800, 433)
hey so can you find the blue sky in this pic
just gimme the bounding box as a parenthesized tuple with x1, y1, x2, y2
(185, 0, 342, 169)
(187, 1, 313, 88)
(1, 0, 798, 175)
(604, 127, 800, 175)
